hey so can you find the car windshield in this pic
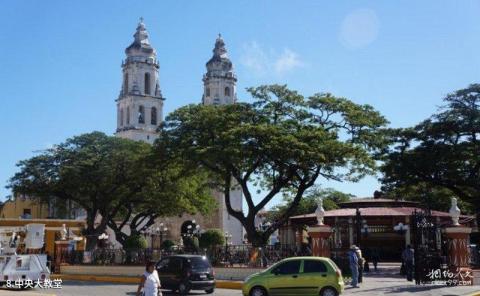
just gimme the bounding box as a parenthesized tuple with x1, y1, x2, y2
(187, 257, 211, 270)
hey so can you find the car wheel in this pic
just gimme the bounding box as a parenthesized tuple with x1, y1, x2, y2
(205, 287, 215, 294)
(178, 282, 190, 295)
(320, 287, 338, 296)
(250, 286, 268, 296)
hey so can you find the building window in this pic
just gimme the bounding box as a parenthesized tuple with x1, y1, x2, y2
(224, 87, 230, 97)
(151, 107, 157, 125)
(23, 208, 32, 219)
(144, 73, 151, 95)
(126, 107, 130, 125)
(120, 108, 124, 126)
(206, 87, 210, 97)
(123, 73, 129, 94)
(138, 105, 145, 124)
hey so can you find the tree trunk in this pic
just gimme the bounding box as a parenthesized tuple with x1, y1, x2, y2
(85, 236, 98, 251)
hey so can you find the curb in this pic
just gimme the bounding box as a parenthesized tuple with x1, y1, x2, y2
(52, 274, 243, 290)
(217, 280, 243, 290)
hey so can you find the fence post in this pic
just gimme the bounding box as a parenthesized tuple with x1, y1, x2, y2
(308, 225, 332, 257)
(443, 226, 473, 285)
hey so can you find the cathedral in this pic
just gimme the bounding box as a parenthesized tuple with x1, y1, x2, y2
(114, 19, 244, 245)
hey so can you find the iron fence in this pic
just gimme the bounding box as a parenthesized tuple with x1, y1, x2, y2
(58, 248, 165, 265)
(208, 244, 304, 267)
(470, 244, 480, 267)
(57, 244, 303, 267)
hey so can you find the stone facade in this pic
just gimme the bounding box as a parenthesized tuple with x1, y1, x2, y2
(202, 35, 243, 244)
(202, 34, 237, 105)
(115, 18, 164, 144)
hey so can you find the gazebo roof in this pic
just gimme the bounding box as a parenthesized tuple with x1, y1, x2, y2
(290, 207, 456, 220)
(338, 198, 419, 208)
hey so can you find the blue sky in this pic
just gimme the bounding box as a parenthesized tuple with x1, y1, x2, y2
(1, 1, 479, 207)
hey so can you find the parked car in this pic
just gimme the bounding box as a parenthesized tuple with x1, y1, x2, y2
(156, 254, 215, 294)
(242, 256, 344, 296)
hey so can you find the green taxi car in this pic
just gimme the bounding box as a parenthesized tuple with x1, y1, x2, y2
(242, 257, 344, 296)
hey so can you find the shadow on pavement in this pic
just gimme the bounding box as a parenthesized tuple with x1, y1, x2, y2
(126, 290, 213, 295)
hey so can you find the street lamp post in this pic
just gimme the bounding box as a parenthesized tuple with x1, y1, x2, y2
(224, 231, 232, 265)
(224, 231, 232, 252)
(361, 219, 369, 237)
(355, 208, 362, 247)
(155, 223, 168, 249)
(183, 221, 201, 253)
(394, 222, 408, 235)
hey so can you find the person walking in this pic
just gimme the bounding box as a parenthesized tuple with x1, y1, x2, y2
(356, 247, 365, 283)
(348, 245, 360, 288)
(402, 245, 414, 281)
(137, 261, 162, 296)
(371, 248, 380, 272)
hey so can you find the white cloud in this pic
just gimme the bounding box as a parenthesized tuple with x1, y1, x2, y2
(339, 8, 380, 49)
(240, 41, 269, 76)
(240, 42, 304, 76)
(274, 49, 304, 75)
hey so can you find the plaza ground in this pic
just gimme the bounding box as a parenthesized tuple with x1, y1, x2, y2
(0, 265, 477, 296)
(1, 273, 479, 296)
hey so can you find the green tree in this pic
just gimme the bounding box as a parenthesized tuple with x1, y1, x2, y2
(382, 183, 474, 214)
(7, 132, 215, 250)
(124, 234, 148, 250)
(108, 160, 214, 248)
(381, 84, 480, 226)
(183, 236, 200, 253)
(158, 85, 387, 246)
(161, 239, 175, 251)
(199, 229, 225, 250)
(267, 187, 353, 222)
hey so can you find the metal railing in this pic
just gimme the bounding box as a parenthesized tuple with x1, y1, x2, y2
(470, 244, 480, 267)
(57, 244, 303, 267)
(208, 244, 307, 267)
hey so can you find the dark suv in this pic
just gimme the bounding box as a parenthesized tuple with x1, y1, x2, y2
(156, 255, 215, 294)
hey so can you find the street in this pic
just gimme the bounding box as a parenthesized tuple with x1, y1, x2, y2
(1, 274, 479, 296)
(0, 281, 242, 296)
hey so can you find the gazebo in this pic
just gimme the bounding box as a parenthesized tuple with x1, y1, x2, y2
(282, 197, 475, 261)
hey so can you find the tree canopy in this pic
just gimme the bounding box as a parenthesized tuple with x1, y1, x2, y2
(381, 84, 480, 225)
(157, 84, 388, 246)
(199, 229, 225, 250)
(267, 187, 353, 222)
(8, 132, 214, 250)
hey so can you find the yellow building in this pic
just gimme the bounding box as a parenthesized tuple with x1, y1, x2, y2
(0, 195, 86, 256)
(0, 218, 86, 255)
(0, 195, 49, 219)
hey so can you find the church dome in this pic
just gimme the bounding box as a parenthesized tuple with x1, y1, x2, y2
(125, 18, 156, 57)
(206, 34, 233, 74)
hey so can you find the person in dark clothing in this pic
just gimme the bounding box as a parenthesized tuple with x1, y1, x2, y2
(348, 246, 360, 288)
(402, 245, 414, 281)
(371, 248, 379, 272)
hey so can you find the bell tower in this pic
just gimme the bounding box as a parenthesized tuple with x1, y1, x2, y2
(202, 35, 243, 244)
(202, 34, 237, 106)
(115, 18, 164, 144)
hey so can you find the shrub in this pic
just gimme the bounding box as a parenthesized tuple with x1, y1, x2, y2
(124, 234, 148, 250)
(199, 229, 225, 250)
(161, 239, 175, 250)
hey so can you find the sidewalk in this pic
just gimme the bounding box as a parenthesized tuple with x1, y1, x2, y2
(51, 273, 243, 289)
(343, 268, 480, 296)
